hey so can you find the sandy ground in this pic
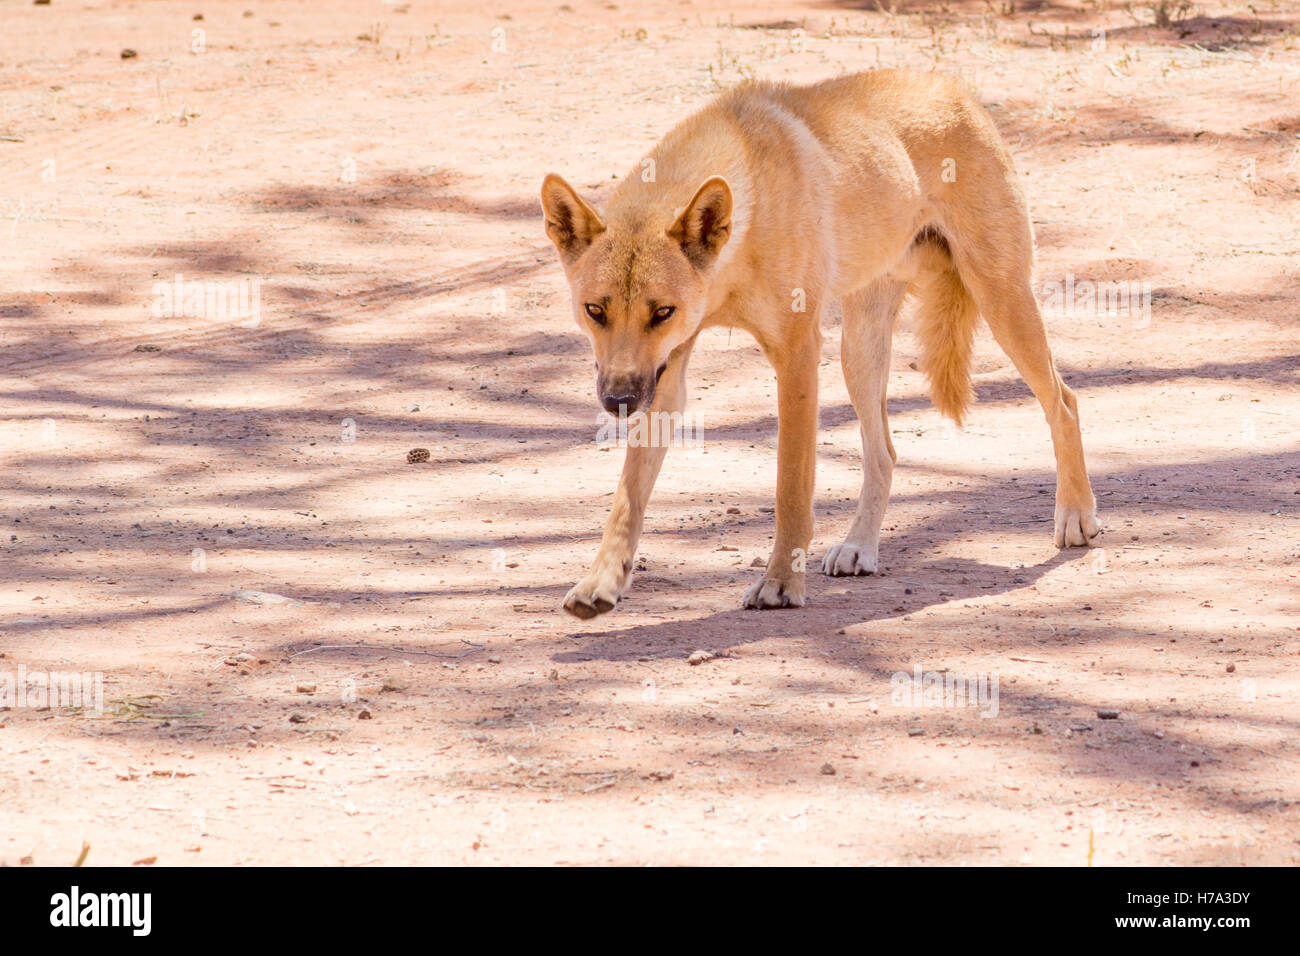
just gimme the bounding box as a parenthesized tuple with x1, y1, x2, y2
(0, 0, 1297, 866)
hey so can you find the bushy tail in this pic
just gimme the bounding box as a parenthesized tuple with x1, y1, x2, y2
(911, 239, 980, 426)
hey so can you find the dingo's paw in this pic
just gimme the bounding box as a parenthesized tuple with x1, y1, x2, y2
(562, 567, 625, 619)
(742, 574, 806, 610)
(1054, 503, 1101, 549)
(821, 541, 879, 577)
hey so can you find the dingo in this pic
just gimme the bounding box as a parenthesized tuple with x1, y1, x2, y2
(541, 69, 1100, 618)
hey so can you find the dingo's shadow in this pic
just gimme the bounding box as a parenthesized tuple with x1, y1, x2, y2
(553, 548, 1082, 663)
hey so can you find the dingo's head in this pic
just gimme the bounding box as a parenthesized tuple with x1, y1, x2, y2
(541, 173, 732, 415)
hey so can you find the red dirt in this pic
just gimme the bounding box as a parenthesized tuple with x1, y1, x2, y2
(0, 0, 1297, 865)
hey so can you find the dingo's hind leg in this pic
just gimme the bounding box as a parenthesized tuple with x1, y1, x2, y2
(822, 279, 907, 576)
(943, 204, 1100, 548)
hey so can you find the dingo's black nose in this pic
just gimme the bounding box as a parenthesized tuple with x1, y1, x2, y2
(601, 393, 639, 415)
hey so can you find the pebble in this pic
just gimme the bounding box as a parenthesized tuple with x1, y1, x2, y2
(687, 650, 714, 665)
(1097, 708, 1120, 720)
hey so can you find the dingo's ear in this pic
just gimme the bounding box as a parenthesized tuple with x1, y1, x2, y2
(541, 173, 605, 262)
(669, 176, 732, 270)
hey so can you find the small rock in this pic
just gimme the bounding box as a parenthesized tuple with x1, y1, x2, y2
(646, 770, 674, 782)
(133, 343, 160, 351)
(288, 712, 308, 724)
(726, 507, 740, 514)
(1226, 663, 1236, 673)
(750, 556, 767, 568)
(380, 678, 406, 693)
(908, 728, 925, 737)
(819, 762, 836, 775)
(406, 447, 431, 463)
(1097, 708, 1120, 720)
(295, 684, 317, 694)
(357, 709, 372, 720)
(687, 650, 714, 665)
(487, 656, 502, 664)
(120, 49, 138, 59)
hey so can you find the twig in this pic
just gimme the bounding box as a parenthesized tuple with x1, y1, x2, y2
(291, 639, 485, 659)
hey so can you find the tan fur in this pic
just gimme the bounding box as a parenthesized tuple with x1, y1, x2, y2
(908, 236, 980, 425)
(542, 69, 1101, 618)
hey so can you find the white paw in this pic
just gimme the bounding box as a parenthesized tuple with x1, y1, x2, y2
(742, 574, 806, 610)
(821, 541, 879, 576)
(1054, 504, 1101, 549)
(563, 567, 625, 619)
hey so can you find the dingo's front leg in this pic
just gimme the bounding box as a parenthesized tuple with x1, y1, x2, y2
(743, 330, 820, 610)
(563, 347, 693, 619)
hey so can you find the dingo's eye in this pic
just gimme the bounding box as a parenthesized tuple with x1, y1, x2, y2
(650, 305, 675, 326)
(584, 303, 606, 325)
